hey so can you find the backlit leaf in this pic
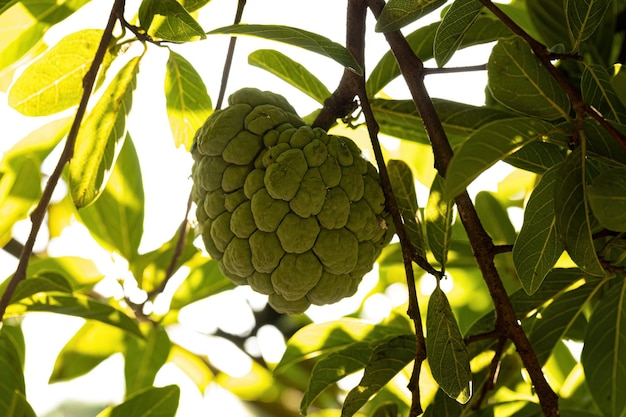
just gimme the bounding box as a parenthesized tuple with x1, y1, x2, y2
(581, 279, 626, 417)
(8, 29, 104, 116)
(375, 0, 447, 32)
(426, 286, 472, 403)
(504, 141, 566, 173)
(167, 345, 213, 393)
(96, 385, 180, 417)
(125, 326, 171, 397)
(78, 135, 144, 261)
(434, 0, 483, 67)
(50, 321, 125, 383)
(488, 36, 571, 120)
(208, 24, 362, 75)
(554, 148, 605, 276)
(248, 49, 331, 105)
(581, 63, 626, 124)
(8, 273, 73, 303)
(423, 389, 463, 417)
(513, 164, 563, 294)
(70, 56, 141, 208)
(527, 0, 571, 50)
(475, 191, 516, 245)
(388, 159, 425, 258)
(342, 335, 416, 417)
(169, 259, 233, 310)
(139, 0, 206, 42)
(587, 167, 626, 232)
(165, 49, 212, 150)
(444, 118, 564, 200)
(566, 0, 612, 50)
(425, 174, 455, 269)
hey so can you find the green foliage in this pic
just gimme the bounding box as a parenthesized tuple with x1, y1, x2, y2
(1, 0, 626, 416)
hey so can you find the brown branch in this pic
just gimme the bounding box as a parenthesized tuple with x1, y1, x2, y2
(366, 1, 559, 416)
(423, 64, 487, 75)
(0, 0, 126, 320)
(215, 0, 247, 110)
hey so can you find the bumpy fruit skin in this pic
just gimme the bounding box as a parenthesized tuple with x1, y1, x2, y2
(191, 88, 394, 315)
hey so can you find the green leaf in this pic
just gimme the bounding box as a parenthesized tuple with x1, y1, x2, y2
(371, 402, 400, 417)
(301, 341, 376, 415)
(513, 165, 563, 294)
(566, 0, 612, 50)
(70, 56, 141, 208)
(423, 389, 463, 417)
(165, 50, 212, 150)
(275, 317, 412, 375)
(474, 192, 516, 245)
(8, 29, 104, 116)
(8, 273, 73, 303)
(169, 259, 233, 310)
(96, 385, 180, 417)
(26, 256, 103, 289)
(4, 391, 36, 417)
(527, 0, 572, 50)
(388, 159, 426, 258)
(208, 24, 362, 76)
(0, 0, 91, 73)
(50, 321, 125, 383)
(443, 118, 564, 200)
(581, 63, 626, 124)
(581, 279, 626, 417)
(375, 0, 448, 33)
(177, 0, 211, 13)
(503, 141, 566, 173)
(0, 323, 28, 416)
(78, 135, 144, 261)
(341, 335, 416, 417)
(588, 167, 626, 232)
(125, 326, 171, 397)
(139, 0, 206, 42)
(371, 98, 516, 146)
(367, 17, 509, 95)
(488, 36, 571, 120)
(13, 293, 142, 337)
(167, 344, 213, 393)
(426, 286, 472, 403)
(425, 174, 455, 269)
(434, 0, 483, 67)
(248, 49, 332, 105)
(529, 277, 602, 365)
(554, 148, 605, 276)
(584, 119, 626, 165)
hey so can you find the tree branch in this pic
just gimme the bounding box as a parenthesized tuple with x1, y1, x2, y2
(0, 0, 127, 320)
(215, 0, 247, 110)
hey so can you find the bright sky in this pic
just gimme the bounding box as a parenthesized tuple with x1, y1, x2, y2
(0, 0, 508, 415)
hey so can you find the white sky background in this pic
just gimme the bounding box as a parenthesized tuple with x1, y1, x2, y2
(0, 0, 510, 415)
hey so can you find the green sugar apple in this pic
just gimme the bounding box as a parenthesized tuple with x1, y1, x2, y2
(191, 88, 394, 314)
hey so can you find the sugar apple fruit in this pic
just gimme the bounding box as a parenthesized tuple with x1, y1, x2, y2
(191, 88, 394, 314)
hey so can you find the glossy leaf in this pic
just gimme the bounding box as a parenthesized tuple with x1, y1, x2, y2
(503, 141, 566, 173)
(125, 326, 171, 397)
(139, 0, 206, 42)
(475, 192, 516, 245)
(588, 167, 626, 232)
(78, 135, 144, 261)
(50, 321, 125, 383)
(8, 29, 103, 116)
(443, 118, 563, 200)
(529, 278, 601, 365)
(208, 24, 362, 75)
(367, 17, 509, 95)
(169, 259, 233, 310)
(388, 159, 426, 258)
(342, 335, 416, 417)
(301, 341, 375, 415)
(434, 0, 483, 67)
(96, 385, 180, 417)
(566, 0, 612, 50)
(426, 286, 472, 403)
(0, 0, 91, 72)
(165, 49, 212, 150)
(581, 279, 626, 417)
(70, 56, 140, 208)
(248, 49, 331, 105)
(12, 294, 142, 337)
(275, 317, 412, 375)
(371, 98, 516, 146)
(513, 165, 563, 294)
(425, 175, 455, 269)
(554, 148, 605, 276)
(488, 36, 571, 120)
(581, 63, 626, 124)
(375, 0, 448, 32)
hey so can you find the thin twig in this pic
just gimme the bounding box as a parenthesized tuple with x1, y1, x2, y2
(0, 0, 126, 320)
(423, 64, 487, 75)
(215, 0, 247, 110)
